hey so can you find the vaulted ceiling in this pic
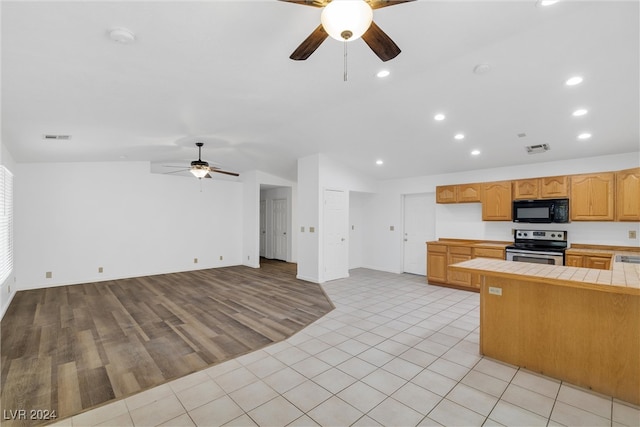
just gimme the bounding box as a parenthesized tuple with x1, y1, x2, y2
(2, 1, 638, 181)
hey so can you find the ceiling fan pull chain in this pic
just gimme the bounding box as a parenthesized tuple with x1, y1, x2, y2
(343, 40, 348, 82)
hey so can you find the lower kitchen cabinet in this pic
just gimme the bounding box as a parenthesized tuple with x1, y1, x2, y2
(565, 252, 612, 270)
(427, 241, 507, 291)
(427, 243, 448, 283)
(448, 246, 472, 287)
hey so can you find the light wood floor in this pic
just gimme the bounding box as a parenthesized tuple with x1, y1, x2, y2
(0, 259, 333, 425)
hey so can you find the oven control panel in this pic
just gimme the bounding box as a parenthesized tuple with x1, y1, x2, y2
(515, 230, 567, 241)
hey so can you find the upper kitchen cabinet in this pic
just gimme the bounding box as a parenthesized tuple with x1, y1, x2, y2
(436, 183, 481, 204)
(540, 176, 570, 198)
(616, 167, 640, 221)
(513, 176, 569, 200)
(570, 172, 615, 221)
(512, 179, 539, 200)
(436, 185, 457, 203)
(457, 183, 482, 202)
(482, 181, 512, 221)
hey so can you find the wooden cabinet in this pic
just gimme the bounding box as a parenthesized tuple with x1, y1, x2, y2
(565, 254, 583, 267)
(513, 176, 569, 200)
(471, 247, 506, 288)
(513, 179, 539, 200)
(436, 183, 481, 204)
(541, 176, 569, 198)
(570, 173, 615, 221)
(448, 246, 472, 287)
(482, 181, 512, 221)
(457, 183, 482, 203)
(427, 243, 448, 284)
(436, 186, 457, 204)
(427, 241, 507, 291)
(565, 251, 612, 270)
(584, 256, 612, 270)
(616, 168, 640, 221)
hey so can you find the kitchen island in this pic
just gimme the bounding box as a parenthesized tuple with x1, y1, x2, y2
(450, 257, 640, 406)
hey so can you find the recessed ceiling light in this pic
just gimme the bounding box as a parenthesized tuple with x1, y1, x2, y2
(376, 70, 390, 78)
(434, 113, 446, 121)
(565, 76, 583, 86)
(536, 0, 558, 7)
(577, 133, 592, 140)
(471, 149, 481, 156)
(572, 109, 588, 117)
(108, 28, 136, 44)
(376, 159, 384, 165)
(454, 133, 465, 140)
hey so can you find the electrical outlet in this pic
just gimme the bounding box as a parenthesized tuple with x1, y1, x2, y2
(301, 226, 305, 232)
(310, 227, 315, 233)
(98, 267, 103, 273)
(7, 285, 10, 294)
(247, 255, 250, 260)
(194, 258, 198, 264)
(390, 225, 395, 231)
(489, 287, 502, 296)
(46, 271, 52, 279)
(219, 256, 223, 261)
(629, 230, 637, 239)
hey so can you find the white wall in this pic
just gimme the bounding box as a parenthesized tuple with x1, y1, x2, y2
(15, 161, 243, 290)
(297, 154, 379, 283)
(296, 155, 321, 282)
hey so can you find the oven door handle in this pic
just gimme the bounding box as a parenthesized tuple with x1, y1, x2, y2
(506, 250, 564, 258)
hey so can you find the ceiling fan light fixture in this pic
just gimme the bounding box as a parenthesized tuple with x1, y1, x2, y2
(190, 165, 209, 179)
(321, 0, 373, 41)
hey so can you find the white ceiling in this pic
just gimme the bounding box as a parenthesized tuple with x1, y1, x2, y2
(2, 1, 639, 181)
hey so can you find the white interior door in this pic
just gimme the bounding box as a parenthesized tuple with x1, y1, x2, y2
(273, 198, 287, 261)
(259, 200, 266, 257)
(403, 193, 436, 275)
(323, 189, 348, 281)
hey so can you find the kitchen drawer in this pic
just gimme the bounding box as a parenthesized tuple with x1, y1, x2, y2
(449, 246, 472, 255)
(428, 243, 448, 253)
(473, 247, 505, 259)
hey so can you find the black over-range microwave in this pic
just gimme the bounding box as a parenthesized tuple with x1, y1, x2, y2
(512, 199, 569, 223)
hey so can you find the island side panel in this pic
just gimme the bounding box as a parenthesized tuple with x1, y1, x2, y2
(480, 275, 640, 406)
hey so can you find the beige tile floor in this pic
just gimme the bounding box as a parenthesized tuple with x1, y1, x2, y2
(50, 269, 640, 427)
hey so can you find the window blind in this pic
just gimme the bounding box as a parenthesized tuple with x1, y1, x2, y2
(0, 166, 14, 285)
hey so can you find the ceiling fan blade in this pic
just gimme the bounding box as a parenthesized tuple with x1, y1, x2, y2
(210, 169, 240, 177)
(367, 0, 415, 10)
(163, 169, 190, 175)
(278, 0, 329, 7)
(361, 21, 401, 62)
(290, 24, 329, 60)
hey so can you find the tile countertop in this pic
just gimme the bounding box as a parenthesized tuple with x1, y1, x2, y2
(450, 257, 640, 296)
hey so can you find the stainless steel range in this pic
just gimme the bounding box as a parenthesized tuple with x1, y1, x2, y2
(506, 229, 568, 265)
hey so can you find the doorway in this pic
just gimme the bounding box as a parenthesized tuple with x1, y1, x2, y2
(403, 193, 436, 275)
(259, 186, 292, 262)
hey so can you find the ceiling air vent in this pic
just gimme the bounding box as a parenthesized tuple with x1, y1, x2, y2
(525, 143, 550, 154)
(43, 134, 72, 140)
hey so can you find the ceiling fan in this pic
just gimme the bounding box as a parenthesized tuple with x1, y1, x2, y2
(164, 142, 239, 179)
(280, 0, 415, 62)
